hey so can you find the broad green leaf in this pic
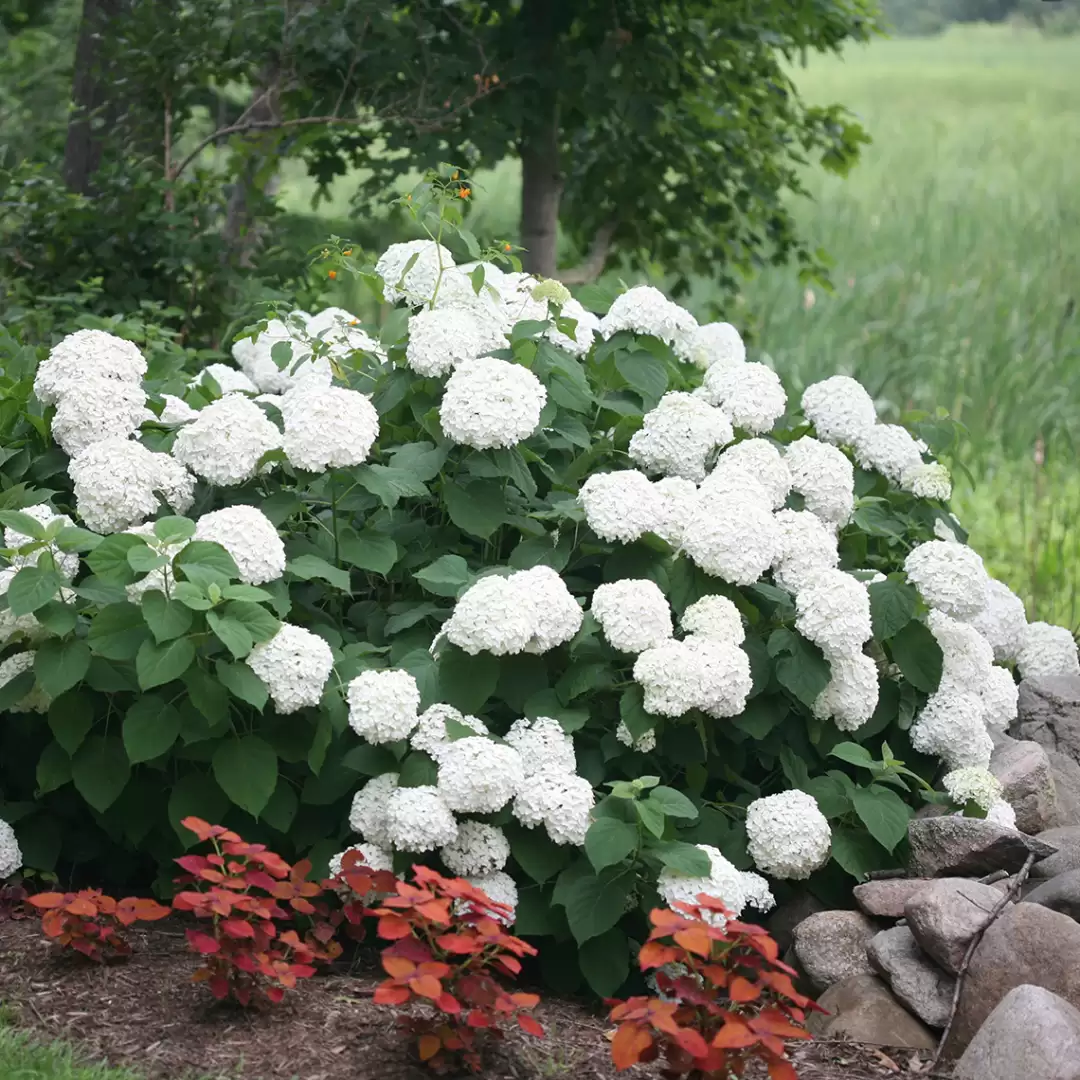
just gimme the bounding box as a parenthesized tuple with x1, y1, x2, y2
(355, 463, 429, 508)
(86, 533, 144, 583)
(618, 685, 654, 741)
(222, 584, 274, 603)
(578, 928, 630, 998)
(0, 509, 47, 539)
(584, 818, 638, 873)
(206, 612, 254, 659)
(889, 620, 943, 693)
(72, 735, 130, 812)
(153, 516, 196, 544)
(339, 530, 399, 575)
(287, 554, 351, 592)
(341, 744, 399, 776)
(55, 526, 102, 553)
(175, 540, 240, 580)
(387, 440, 448, 482)
(851, 784, 912, 853)
(868, 577, 918, 640)
(556, 863, 636, 944)
(615, 351, 669, 408)
(127, 544, 166, 573)
(141, 591, 195, 643)
(396, 750, 439, 788)
(635, 798, 666, 838)
(87, 602, 148, 660)
(123, 696, 181, 763)
(215, 659, 268, 710)
(48, 691, 95, 755)
(506, 822, 573, 883)
(261, 781, 299, 833)
(436, 647, 499, 714)
(769, 628, 831, 708)
(34, 599, 77, 637)
(801, 774, 852, 819)
(649, 840, 712, 877)
(646, 786, 699, 821)
(444, 479, 506, 539)
(212, 736, 278, 818)
(172, 581, 213, 610)
(136, 636, 196, 689)
(829, 742, 878, 769)
(414, 554, 472, 597)
(831, 824, 890, 881)
(183, 665, 230, 727)
(6, 565, 62, 615)
(36, 741, 72, 794)
(222, 600, 279, 642)
(73, 575, 125, 606)
(34, 638, 90, 697)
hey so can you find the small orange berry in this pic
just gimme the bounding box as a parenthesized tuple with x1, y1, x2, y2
(328, 270, 337, 279)
(458, 188, 471, 199)
(342, 249, 352, 256)
(503, 242, 512, 252)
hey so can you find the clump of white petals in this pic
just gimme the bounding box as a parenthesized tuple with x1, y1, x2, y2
(686, 322, 745, 371)
(307, 307, 386, 360)
(903, 462, 952, 501)
(376, 239, 456, 306)
(504, 716, 577, 777)
(986, 800, 1017, 829)
(440, 822, 510, 877)
(795, 569, 872, 655)
(657, 845, 769, 925)
(628, 392, 733, 483)
(4, 504, 80, 579)
(349, 773, 399, 847)
(405, 307, 504, 377)
(966, 579, 1028, 663)
(51, 378, 152, 456)
(980, 665, 1019, 729)
(910, 690, 993, 769)
(193, 505, 286, 585)
(746, 791, 832, 880)
(438, 737, 525, 813)
(801, 376, 877, 446)
(245, 623, 333, 714)
(634, 637, 752, 718)
(1016, 621, 1080, 679)
(384, 785, 458, 852)
(439, 357, 546, 450)
(813, 650, 879, 731)
(277, 384, 379, 472)
(0, 652, 49, 713)
(702, 362, 787, 435)
(853, 424, 924, 483)
(680, 595, 745, 646)
(329, 841, 394, 879)
(547, 298, 599, 357)
(410, 704, 488, 761)
(653, 476, 699, 547)
(34, 329, 146, 406)
(591, 579, 673, 653)
(942, 767, 1002, 811)
(681, 492, 781, 585)
(231, 317, 330, 394)
(512, 771, 594, 846)
(599, 286, 697, 354)
(928, 610, 995, 694)
(347, 669, 420, 744)
(772, 509, 840, 594)
(0, 818, 22, 880)
(711, 440, 791, 509)
(443, 575, 535, 656)
(904, 541, 991, 620)
(197, 363, 259, 395)
(159, 395, 199, 424)
(172, 394, 283, 486)
(616, 722, 657, 753)
(513, 565, 583, 653)
(579, 470, 662, 544)
(785, 437, 855, 526)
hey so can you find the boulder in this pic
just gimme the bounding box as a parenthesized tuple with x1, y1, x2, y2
(765, 891, 828, 955)
(1031, 825, 1080, 879)
(1026, 869, 1080, 921)
(792, 910, 877, 992)
(866, 925, 954, 1029)
(806, 974, 936, 1049)
(991, 737, 1060, 833)
(1014, 676, 1080, 825)
(953, 984, 1080, 1080)
(905, 878, 1006, 975)
(943, 902, 1080, 1057)
(907, 816, 1056, 878)
(853, 878, 935, 919)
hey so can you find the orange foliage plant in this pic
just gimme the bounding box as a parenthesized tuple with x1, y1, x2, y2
(29, 889, 169, 961)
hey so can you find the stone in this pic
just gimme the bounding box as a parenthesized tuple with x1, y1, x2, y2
(1013, 676, 1080, 825)
(792, 910, 877, 991)
(953, 984, 1080, 1080)
(905, 878, 1006, 975)
(765, 890, 828, 955)
(907, 816, 1056, 878)
(1026, 869, 1080, 921)
(1031, 825, 1080, 879)
(991, 737, 1060, 833)
(806, 974, 936, 1049)
(943, 902, 1080, 1057)
(866, 925, 955, 1029)
(853, 878, 935, 919)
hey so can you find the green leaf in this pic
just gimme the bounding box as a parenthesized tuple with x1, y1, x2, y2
(222, 584, 274, 603)
(73, 576, 125, 606)
(646, 786, 699, 821)
(6, 565, 62, 615)
(123, 696, 181, 763)
(341, 744, 399, 776)
(556, 864, 636, 944)
(584, 818, 638, 873)
(831, 824, 889, 881)
(437, 647, 499, 714)
(868, 577, 918, 640)
(216, 659, 268, 710)
(801, 774, 852, 819)
(206, 611, 254, 659)
(889, 620, 943, 693)
(141, 591, 194, 643)
(635, 798, 666, 838)
(355, 464, 430, 508)
(619, 685, 654, 741)
(86, 533, 144, 583)
(87, 602, 148, 660)
(769, 628, 832, 708)
(223, 600, 279, 642)
(414, 554, 473, 597)
(153, 516, 196, 544)
(172, 581, 213, 610)
(830, 742, 878, 768)
(396, 750, 439, 788)
(444, 479, 506, 539)
(261, 781, 299, 834)
(168, 772, 229, 845)
(136, 636, 196, 689)
(175, 540, 240, 581)
(615, 351, 669, 408)
(0, 509, 47, 539)
(578, 928, 630, 998)
(388, 440, 449, 482)
(37, 741, 71, 794)
(851, 784, 912, 853)
(34, 638, 90, 697)
(213, 736, 278, 818)
(34, 599, 77, 637)
(127, 544, 166, 573)
(55, 526, 103, 553)
(506, 822, 572, 883)
(339, 530, 398, 575)
(48, 691, 94, 755)
(287, 554, 351, 593)
(72, 735, 130, 812)
(184, 665, 229, 727)
(650, 840, 712, 877)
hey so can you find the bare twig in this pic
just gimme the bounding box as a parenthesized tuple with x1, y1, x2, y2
(559, 221, 618, 285)
(976, 869, 1009, 886)
(930, 852, 1035, 1070)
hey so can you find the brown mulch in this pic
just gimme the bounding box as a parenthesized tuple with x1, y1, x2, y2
(0, 919, 945, 1080)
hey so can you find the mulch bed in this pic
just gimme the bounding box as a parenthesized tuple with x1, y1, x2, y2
(0, 918, 946, 1079)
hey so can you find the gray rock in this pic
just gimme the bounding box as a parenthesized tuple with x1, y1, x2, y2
(806, 974, 936, 1049)
(991, 737, 1060, 833)
(765, 891, 827, 955)
(953, 984, 1080, 1080)
(1026, 869, 1080, 920)
(853, 878, 935, 919)
(905, 878, 1005, 975)
(1014, 677, 1080, 825)
(866, 925, 955, 1029)
(943, 902, 1080, 1057)
(1031, 825, 1080, 879)
(907, 816, 1056, 878)
(792, 910, 877, 992)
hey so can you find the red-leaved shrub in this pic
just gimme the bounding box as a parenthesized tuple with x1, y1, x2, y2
(353, 862, 543, 1072)
(172, 816, 341, 1005)
(608, 895, 817, 1080)
(29, 889, 170, 961)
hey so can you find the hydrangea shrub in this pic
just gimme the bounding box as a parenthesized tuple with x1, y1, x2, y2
(0, 168, 1077, 997)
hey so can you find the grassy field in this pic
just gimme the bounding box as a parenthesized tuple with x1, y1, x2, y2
(0, 1019, 151, 1080)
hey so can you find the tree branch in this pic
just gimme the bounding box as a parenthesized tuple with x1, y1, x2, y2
(558, 220, 618, 284)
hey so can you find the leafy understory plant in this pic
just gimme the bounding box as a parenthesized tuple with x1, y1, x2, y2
(29, 889, 170, 962)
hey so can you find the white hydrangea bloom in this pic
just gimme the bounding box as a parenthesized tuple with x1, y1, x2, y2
(616, 721, 657, 753)
(405, 306, 505, 377)
(376, 239, 456, 306)
(680, 595, 745, 646)
(813, 650, 879, 731)
(465, 871, 518, 922)
(771, 509, 840, 594)
(934, 517, 959, 543)
(801, 376, 877, 446)
(599, 285, 697, 353)
(1016, 621, 1080, 679)
(123, 523, 188, 602)
(910, 689, 993, 769)
(966, 579, 1028, 663)
(171, 394, 283, 486)
(439, 357, 546, 450)
(904, 541, 991, 620)
(746, 791, 832, 880)
(657, 844, 753, 925)
(69, 438, 195, 532)
(384, 785, 458, 852)
(653, 476, 699, 548)
(685, 322, 746, 371)
(0, 652, 49, 713)
(329, 841, 394, 879)
(245, 623, 333, 714)
(591, 579, 673, 654)
(431, 265, 510, 336)
(853, 424, 924, 483)
(512, 770, 594, 846)
(159, 395, 199, 424)
(741, 871, 777, 914)
(980, 665, 1019, 730)
(491, 271, 549, 327)
(197, 362, 259, 395)
(348, 772, 399, 847)
(440, 822, 510, 877)
(902, 462, 952, 501)
(579, 470, 662, 544)
(347, 669, 420, 744)
(277, 384, 379, 472)
(928, 610, 995, 695)
(681, 492, 781, 585)
(232, 318, 330, 394)
(444, 575, 535, 656)
(306, 307, 386, 361)
(702, 362, 787, 435)
(547, 297, 599, 357)
(628, 392, 733, 483)
(513, 565, 583, 654)
(943, 767, 1003, 811)
(634, 637, 752, 718)
(504, 716, 576, 777)
(437, 736, 525, 813)
(51, 378, 152, 457)
(410, 704, 488, 762)
(192, 505, 285, 585)
(985, 799, 1017, 829)
(0, 569, 42, 646)
(4, 504, 80, 579)
(711, 440, 791, 510)
(795, 568, 873, 655)
(34, 329, 146, 406)
(0, 818, 22, 880)
(785, 437, 855, 526)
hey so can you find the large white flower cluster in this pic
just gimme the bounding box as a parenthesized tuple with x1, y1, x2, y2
(0, 817, 22, 880)
(278, 385, 379, 472)
(505, 716, 577, 776)
(579, 470, 664, 544)
(193, 505, 285, 585)
(198, 362, 259, 396)
(347, 669, 420, 744)
(680, 595, 745, 645)
(813, 650, 880, 731)
(34, 329, 146, 406)
(384, 784, 458, 851)
(853, 424, 923, 483)
(657, 844, 774, 926)
(348, 772, 399, 847)
(633, 636, 752, 719)
(746, 790, 832, 880)
(231, 315, 332, 394)
(942, 767, 1002, 811)
(795, 568, 873, 656)
(439, 357, 546, 450)
(376, 239, 455, 306)
(772, 509, 839, 594)
(910, 688, 994, 768)
(591, 579, 673, 654)
(967, 579, 1028, 663)
(52, 379, 153, 457)
(1016, 621, 1080, 679)
(784, 437, 855, 526)
(682, 490, 780, 584)
(409, 704, 488, 761)
(441, 821, 510, 877)
(245, 623, 333, 713)
(685, 322, 746, 371)
(801, 376, 877, 447)
(702, 362, 787, 435)
(628, 392, 733, 483)
(328, 841, 394, 879)
(513, 769, 595, 846)
(710, 439, 791, 509)
(405, 307, 505, 377)
(904, 540, 990, 620)
(437, 736, 525, 813)
(599, 285, 697, 355)
(172, 395, 283, 486)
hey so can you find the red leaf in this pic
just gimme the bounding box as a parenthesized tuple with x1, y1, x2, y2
(729, 975, 762, 1003)
(418, 1034, 441, 1061)
(65, 896, 99, 917)
(673, 1026, 710, 1060)
(266, 986, 286, 1004)
(381, 955, 415, 979)
(611, 1023, 653, 1069)
(712, 1020, 758, 1049)
(377, 915, 411, 940)
(673, 926, 712, 959)
(768, 1057, 799, 1080)
(221, 919, 255, 939)
(373, 984, 411, 1006)
(517, 1014, 544, 1038)
(408, 974, 443, 1000)
(186, 930, 221, 955)
(437, 992, 461, 1014)
(28, 892, 67, 910)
